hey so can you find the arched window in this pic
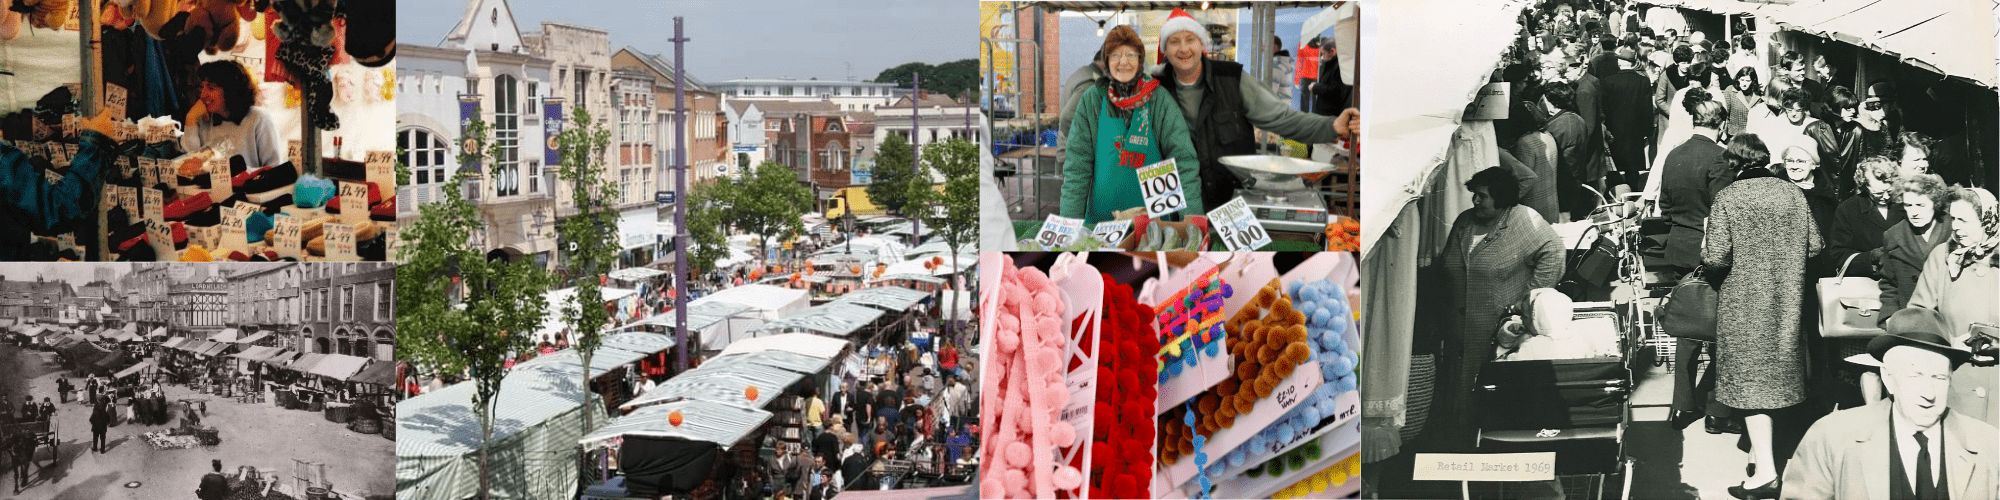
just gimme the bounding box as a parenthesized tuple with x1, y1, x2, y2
(314, 337, 331, 354)
(399, 128, 452, 205)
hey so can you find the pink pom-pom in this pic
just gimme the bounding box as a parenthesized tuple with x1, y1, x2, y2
(1028, 350, 1060, 377)
(1004, 441, 1032, 467)
(996, 324, 1020, 354)
(1048, 421, 1076, 444)
(1039, 385, 1071, 408)
(1003, 469, 1030, 493)
(981, 476, 1006, 499)
(1053, 466, 1084, 490)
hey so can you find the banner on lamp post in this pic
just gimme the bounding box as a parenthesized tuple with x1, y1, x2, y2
(544, 98, 566, 166)
(459, 96, 482, 174)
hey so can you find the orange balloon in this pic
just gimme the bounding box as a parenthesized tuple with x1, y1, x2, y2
(850, 265, 862, 274)
(668, 410, 684, 426)
(745, 386, 760, 401)
(750, 270, 764, 280)
(931, 256, 944, 266)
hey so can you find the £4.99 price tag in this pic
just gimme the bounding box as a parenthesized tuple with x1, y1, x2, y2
(1135, 159, 1187, 219)
(1209, 197, 1272, 251)
(1037, 214, 1085, 249)
(1091, 219, 1134, 247)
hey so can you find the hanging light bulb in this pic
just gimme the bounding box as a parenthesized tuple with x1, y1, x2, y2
(1202, 1, 1211, 10)
(1096, 20, 1105, 37)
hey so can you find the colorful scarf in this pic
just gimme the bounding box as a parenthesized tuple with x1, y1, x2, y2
(1107, 77, 1160, 111)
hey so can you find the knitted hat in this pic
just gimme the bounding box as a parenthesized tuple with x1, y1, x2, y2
(1158, 8, 1206, 54)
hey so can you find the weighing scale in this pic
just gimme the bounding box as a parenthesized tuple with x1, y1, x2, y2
(1218, 155, 1338, 243)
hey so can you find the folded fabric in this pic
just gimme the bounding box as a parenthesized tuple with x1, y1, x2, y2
(321, 157, 365, 182)
(234, 161, 297, 194)
(291, 173, 334, 207)
(245, 211, 273, 242)
(163, 192, 212, 220)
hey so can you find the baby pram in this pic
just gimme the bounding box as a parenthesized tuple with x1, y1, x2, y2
(1474, 303, 1636, 500)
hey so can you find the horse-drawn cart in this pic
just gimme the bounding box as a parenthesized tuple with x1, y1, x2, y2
(1, 418, 57, 468)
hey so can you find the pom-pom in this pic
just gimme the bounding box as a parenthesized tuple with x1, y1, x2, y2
(1254, 377, 1276, 399)
(1237, 360, 1261, 381)
(1282, 343, 1313, 368)
(1277, 422, 1297, 442)
(1216, 378, 1240, 397)
(1216, 411, 1237, 428)
(1113, 474, 1138, 496)
(1272, 296, 1294, 318)
(1197, 393, 1220, 414)
(1049, 421, 1076, 444)
(1004, 469, 1030, 494)
(981, 476, 1006, 499)
(1287, 309, 1308, 327)
(1004, 441, 1032, 467)
(1053, 466, 1083, 490)
(1287, 279, 1304, 296)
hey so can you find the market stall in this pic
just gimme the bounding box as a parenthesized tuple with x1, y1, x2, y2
(577, 399, 775, 499)
(751, 302, 889, 342)
(396, 361, 608, 500)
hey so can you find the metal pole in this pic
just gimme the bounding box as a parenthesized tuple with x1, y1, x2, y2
(672, 17, 690, 373)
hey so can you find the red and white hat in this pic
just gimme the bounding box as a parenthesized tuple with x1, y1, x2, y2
(1158, 8, 1207, 54)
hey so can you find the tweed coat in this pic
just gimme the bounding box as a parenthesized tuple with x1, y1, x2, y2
(1780, 399, 1997, 500)
(1426, 204, 1566, 438)
(1703, 175, 1823, 410)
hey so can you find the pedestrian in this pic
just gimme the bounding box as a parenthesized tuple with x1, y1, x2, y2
(88, 402, 108, 453)
(55, 378, 68, 404)
(37, 399, 52, 424)
(196, 459, 230, 500)
(11, 430, 33, 493)
(807, 468, 837, 500)
(17, 395, 35, 422)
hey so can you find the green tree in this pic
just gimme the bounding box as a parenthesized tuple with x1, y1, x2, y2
(552, 108, 619, 454)
(906, 138, 979, 336)
(720, 161, 813, 269)
(866, 133, 918, 215)
(395, 116, 554, 500)
(873, 59, 979, 101)
(684, 179, 731, 275)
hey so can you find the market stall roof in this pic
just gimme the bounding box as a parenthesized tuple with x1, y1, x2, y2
(352, 360, 397, 387)
(518, 350, 644, 375)
(579, 399, 772, 446)
(161, 337, 187, 349)
(608, 267, 669, 282)
(599, 331, 677, 358)
(237, 331, 272, 345)
(711, 349, 836, 375)
(396, 362, 607, 499)
(696, 284, 810, 314)
(175, 339, 209, 352)
(46, 336, 75, 349)
(1028, 1, 1327, 10)
(940, 290, 975, 320)
(148, 327, 167, 338)
(622, 361, 806, 410)
(264, 349, 302, 366)
(290, 353, 329, 373)
(209, 328, 241, 343)
(1641, 0, 1996, 88)
(308, 353, 371, 381)
(870, 273, 945, 285)
(1361, 0, 1529, 251)
(751, 302, 885, 337)
(114, 360, 154, 379)
(196, 342, 232, 357)
(829, 286, 930, 312)
(229, 345, 287, 363)
(715, 333, 852, 360)
(18, 326, 47, 337)
(59, 341, 109, 365)
(91, 350, 127, 368)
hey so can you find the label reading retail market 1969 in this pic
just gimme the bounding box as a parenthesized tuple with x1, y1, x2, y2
(1209, 197, 1272, 251)
(1135, 158, 1187, 219)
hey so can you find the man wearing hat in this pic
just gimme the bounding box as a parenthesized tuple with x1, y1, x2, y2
(1778, 308, 1997, 500)
(1152, 8, 1356, 212)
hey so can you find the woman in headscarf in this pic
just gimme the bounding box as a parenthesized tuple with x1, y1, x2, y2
(1908, 186, 2000, 426)
(1060, 25, 1203, 225)
(1702, 134, 1820, 497)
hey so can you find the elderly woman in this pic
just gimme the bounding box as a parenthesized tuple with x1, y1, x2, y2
(1908, 187, 2000, 426)
(1422, 167, 1565, 448)
(1777, 145, 1840, 237)
(1850, 172, 1957, 403)
(1703, 134, 1821, 497)
(1060, 25, 1203, 225)
(1822, 156, 1904, 277)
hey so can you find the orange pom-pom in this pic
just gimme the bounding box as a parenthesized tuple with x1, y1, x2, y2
(668, 410, 684, 426)
(745, 386, 760, 401)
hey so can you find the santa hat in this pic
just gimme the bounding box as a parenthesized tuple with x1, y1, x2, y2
(1158, 8, 1206, 54)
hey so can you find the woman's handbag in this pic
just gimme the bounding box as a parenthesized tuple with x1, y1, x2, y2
(1659, 265, 1719, 342)
(1817, 253, 1886, 338)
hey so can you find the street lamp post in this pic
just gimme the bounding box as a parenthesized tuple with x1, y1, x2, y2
(672, 17, 691, 373)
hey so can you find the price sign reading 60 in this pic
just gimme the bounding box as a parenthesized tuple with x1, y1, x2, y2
(1135, 159, 1187, 219)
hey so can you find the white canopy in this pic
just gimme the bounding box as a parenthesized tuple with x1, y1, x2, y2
(694, 284, 809, 319)
(608, 267, 668, 282)
(534, 287, 640, 344)
(716, 332, 851, 360)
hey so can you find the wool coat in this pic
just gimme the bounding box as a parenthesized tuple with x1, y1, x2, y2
(1426, 204, 1565, 437)
(1703, 175, 1822, 410)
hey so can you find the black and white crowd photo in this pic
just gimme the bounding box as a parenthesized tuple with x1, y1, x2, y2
(1359, 0, 1996, 498)
(0, 262, 396, 500)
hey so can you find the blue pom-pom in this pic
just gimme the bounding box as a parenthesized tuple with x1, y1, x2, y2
(1333, 355, 1355, 376)
(1277, 424, 1296, 443)
(1287, 279, 1304, 296)
(1337, 376, 1357, 393)
(1203, 341, 1220, 357)
(1169, 360, 1186, 376)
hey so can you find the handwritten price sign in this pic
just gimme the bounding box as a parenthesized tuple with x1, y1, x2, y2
(1135, 159, 1188, 219)
(338, 181, 370, 224)
(365, 150, 395, 186)
(139, 158, 158, 186)
(273, 214, 302, 259)
(325, 223, 358, 261)
(1208, 197, 1272, 251)
(119, 186, 138, 212)
(221, 205, 249, 253)
(1092, 219, 1134, 247)
(289, 140, 303, 166)
(104, 83, 129, 119)
(142, 188, 164, 225)
(1036, 214, 1084, 249)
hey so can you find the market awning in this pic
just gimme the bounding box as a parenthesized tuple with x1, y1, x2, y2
(621, 350, 828, 410)
(237, 331, 272, 345)
(608, 267, 669, 282)
(716, 333, 851, 360)
(19, 326, 48, 337)
(351, 360, 397, 387)
(161, 337, 187, 349)
(229, 345, 285, 363)
(307, 354, 371, 381)
(263, 349, 302, 366)
(600, 331, 677, 358)
(1770, 0, 1995, 88)
(114, 360, 154, 379)
(290, 353, 328, 373)
(580, 399, 773, 447)
(751, 302, 885, 337)
(870, 273, 945, 285)
(829, 286, 930, 312)
(209, 329, 241, 343)
(148, 327, 167, 338)
(196, 342, 233, 357)
(711, 349, 836, 375)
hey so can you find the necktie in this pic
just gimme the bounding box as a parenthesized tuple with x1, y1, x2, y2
(1915, 432, 1935, 499)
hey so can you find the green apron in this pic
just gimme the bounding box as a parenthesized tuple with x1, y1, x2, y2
(1088, 93, 1161, 225)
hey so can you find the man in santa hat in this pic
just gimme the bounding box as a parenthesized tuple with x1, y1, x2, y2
(1152, 8, 1358, 211)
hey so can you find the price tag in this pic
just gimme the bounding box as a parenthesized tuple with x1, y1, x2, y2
(325, 223, 358, 261)
(1092, 219, 1135, 247)
(30, 119, 49, 140)
(209, 166, 233, 204)
(51, 144, 70, 168)
(146, 122, 172, 144)
(104, 83, 128, 119)
(221, 205, 250, 254)
(102, 185, 119, 211)
(119, 186, 138, 212)
(273, 214, 302, 259)
(60, 114, 77, 137)
(57, 233, 74, 254)
(145, 220, 173, 258)
(42, 169, 61, 186)
(115, 155, 132, 175)
(1036, 214, 1085, 249)
(139, 158, 158, 186)
(384, 227, 399, 261)
(1209, 197, 1272, 251)
(289, 140, 303, 166)
(365, 150, 395, 186)
(1135, 159, 1188, 219)
(116, 121, 138, 142)
(142, 188, 164, 225)
(338, 181, 370, 224)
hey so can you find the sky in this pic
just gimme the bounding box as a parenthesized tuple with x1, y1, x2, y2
(400, 0, 979, 82)
(0, 263, 121, 286)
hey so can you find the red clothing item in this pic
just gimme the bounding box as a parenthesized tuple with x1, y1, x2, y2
(1297, 46, 1320, 83)
(940, 347, 958, 370)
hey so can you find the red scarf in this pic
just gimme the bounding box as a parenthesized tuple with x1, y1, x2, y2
(1107, 78, 1160, 111)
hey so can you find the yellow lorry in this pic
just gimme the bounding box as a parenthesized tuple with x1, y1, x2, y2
(825, 187, 885, 219)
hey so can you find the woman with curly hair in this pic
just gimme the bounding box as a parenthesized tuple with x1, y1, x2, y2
(183, 59, 285, 169)
(1060, 24, 1202, 225)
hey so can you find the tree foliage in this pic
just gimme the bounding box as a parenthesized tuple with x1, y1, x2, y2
(866, 133, 918, 215)
(873, 59, 980, 102)
(394, 115, 554, 499)
(715, 161, 812, 269)
(684, 179, 731, 275)
(553, 107, 619, 448)
(907, 138, 980, 335)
